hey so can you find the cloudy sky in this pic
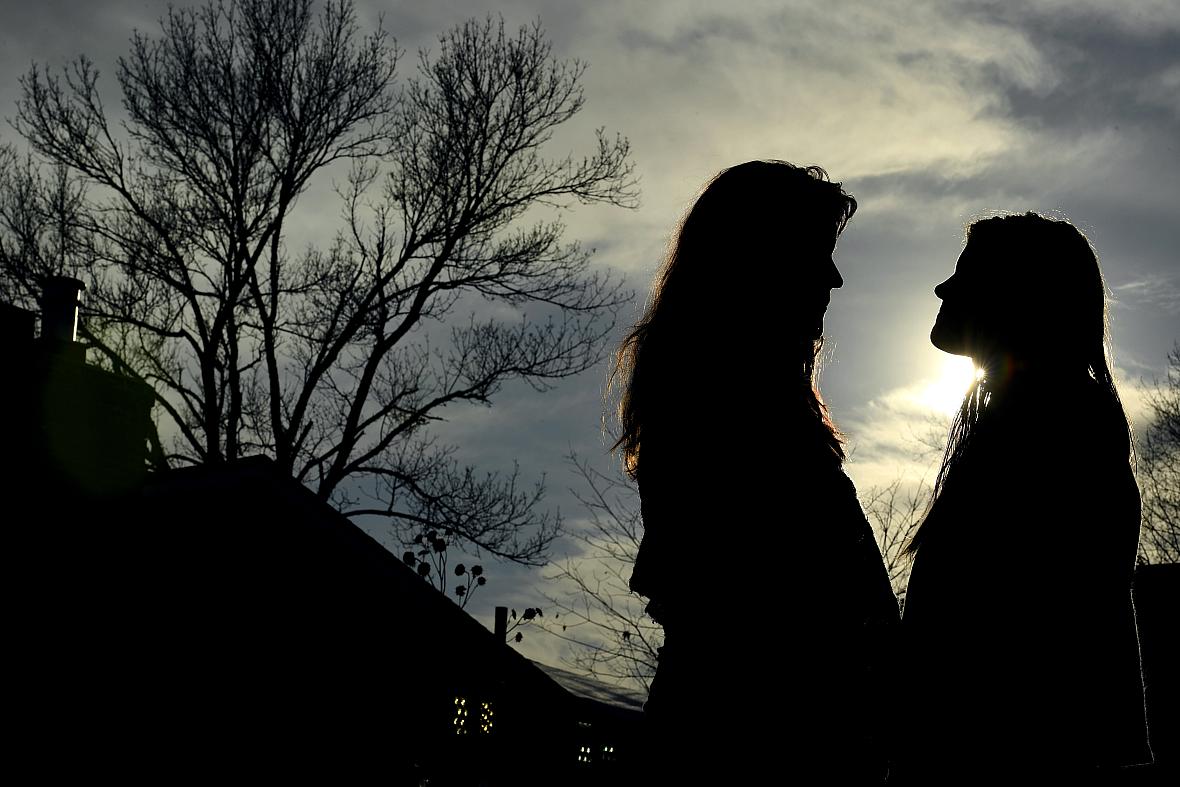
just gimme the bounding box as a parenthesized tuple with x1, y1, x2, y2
(4, 0, 1178, 675)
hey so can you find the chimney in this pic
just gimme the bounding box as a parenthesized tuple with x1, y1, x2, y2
(40, 276, 85, 344)
(494, 606, 508, 643)
(9, 275, 154, 498)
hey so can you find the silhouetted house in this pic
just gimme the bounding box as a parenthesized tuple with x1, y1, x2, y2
(4, 280, 641, 784)
(125, 457, 643, 783)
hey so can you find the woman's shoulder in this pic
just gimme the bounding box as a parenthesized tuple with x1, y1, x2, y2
(785, 464, 876, 551)
(808, 464, 861, 507)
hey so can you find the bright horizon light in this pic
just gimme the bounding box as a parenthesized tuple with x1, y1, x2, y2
(916, 356, 980, 417)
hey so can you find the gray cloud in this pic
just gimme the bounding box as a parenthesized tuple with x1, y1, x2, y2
(1114, 274, 1180, 315)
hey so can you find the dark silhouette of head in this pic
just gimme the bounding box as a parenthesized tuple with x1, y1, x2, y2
(931, 212, 1111, 372)
(909, 212, 1132, 554)
(609, 160, 857, 479)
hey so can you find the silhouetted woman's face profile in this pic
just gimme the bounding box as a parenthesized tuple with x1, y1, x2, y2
(792, 229, 845, 341)
(930, 213, 1109, 370)
(667, 161, 851, 357)
(610, 160, 858, 476)
(930, 241, 989, 359)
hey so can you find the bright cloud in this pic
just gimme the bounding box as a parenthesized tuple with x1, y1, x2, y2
(842, 375, 958, 493)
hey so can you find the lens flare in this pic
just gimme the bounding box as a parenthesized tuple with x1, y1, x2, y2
(917, 356, 979, 417)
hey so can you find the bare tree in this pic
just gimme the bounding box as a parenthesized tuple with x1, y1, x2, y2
(541, 453, 662, 690)
(860, 477, 930, 609)
(0, 1, 636, 570)
(1139, 342, 1180, 564)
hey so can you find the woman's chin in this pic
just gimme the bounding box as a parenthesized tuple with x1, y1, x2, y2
(930, 324, 967, 356)
(784, 315, 825, 343)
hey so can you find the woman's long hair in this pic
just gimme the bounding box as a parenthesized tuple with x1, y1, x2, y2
(906, 212, 1134, 555)
(607, 160, 858, 480)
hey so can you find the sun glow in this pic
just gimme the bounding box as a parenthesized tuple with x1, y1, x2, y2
(916, 356, 980, 417)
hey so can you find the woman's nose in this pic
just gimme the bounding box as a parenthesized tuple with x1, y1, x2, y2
(935, 276, 954, 299)
(828, 259, 844, 289)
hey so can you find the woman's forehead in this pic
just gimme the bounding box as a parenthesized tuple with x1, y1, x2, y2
(956, 237, 993, 268)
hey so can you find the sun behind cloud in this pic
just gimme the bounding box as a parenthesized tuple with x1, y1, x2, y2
(916, 356, 979, 417)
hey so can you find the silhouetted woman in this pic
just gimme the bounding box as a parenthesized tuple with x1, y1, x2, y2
(897, 213, 1151, 784)
(611, 161, 899, 782)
